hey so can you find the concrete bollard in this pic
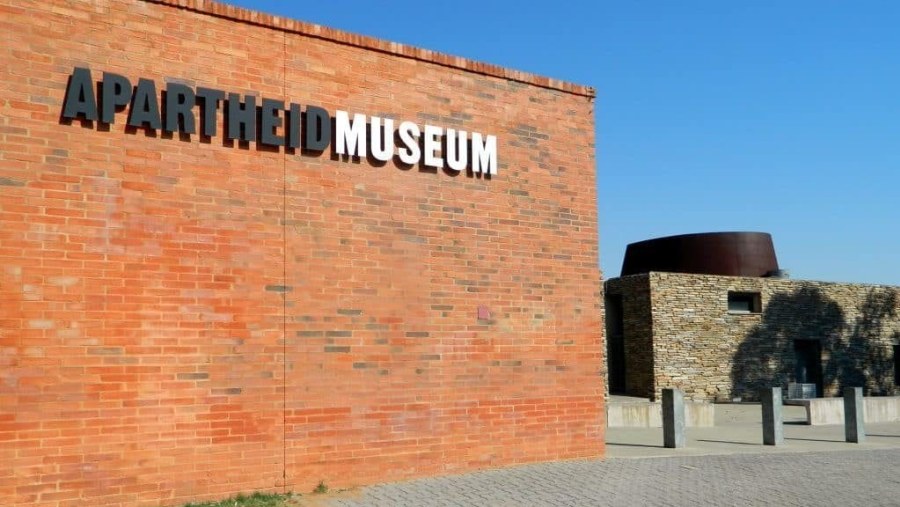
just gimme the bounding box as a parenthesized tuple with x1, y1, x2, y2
(662, 388, 685, 448)
(844, 387, 865, 443)
(760, 387, 784, 446)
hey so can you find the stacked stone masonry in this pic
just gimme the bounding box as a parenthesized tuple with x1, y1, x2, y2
(0, 1, 604, 506)
(604, 275, 652, 398)
(606, 272, 900, 402)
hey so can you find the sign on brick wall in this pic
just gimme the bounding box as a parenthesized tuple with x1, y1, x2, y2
(62, 67, 498, 175)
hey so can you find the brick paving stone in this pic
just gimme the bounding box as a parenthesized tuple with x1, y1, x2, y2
(318, 449, 900, 506)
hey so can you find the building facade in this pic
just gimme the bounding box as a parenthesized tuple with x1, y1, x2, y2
(0, 1, 604, 505)
(605, 234, 900, 403)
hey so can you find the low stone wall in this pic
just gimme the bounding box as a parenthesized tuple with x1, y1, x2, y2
(785, 396, 900, 425)
(607, 400, 715, 428)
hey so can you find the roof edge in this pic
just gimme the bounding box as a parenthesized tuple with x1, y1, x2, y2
(607, 271, 900, 290)
(140, 0, 596, 98)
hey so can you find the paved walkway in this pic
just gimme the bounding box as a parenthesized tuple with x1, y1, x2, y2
(303, 403, 900, 506)
(315, 450, 900, 506)
(607, 402, 900, 458)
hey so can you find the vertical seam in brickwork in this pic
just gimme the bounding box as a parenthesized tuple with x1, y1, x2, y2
(650, 274, 658, 399)
(281, 29, 288, 492)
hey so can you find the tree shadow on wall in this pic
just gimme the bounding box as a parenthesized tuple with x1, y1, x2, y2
(730, 287, 845, 401)
(826, 289, 899, 395)
(731, 285, 900, 400)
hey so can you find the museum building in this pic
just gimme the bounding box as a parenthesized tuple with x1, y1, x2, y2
(0, 1, 604, 505)
(605, 232, 900, 403)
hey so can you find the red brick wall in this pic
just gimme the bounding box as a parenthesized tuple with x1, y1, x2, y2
(0, 1, 604, 505)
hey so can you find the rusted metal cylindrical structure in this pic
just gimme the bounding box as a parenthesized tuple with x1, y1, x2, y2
(620, 232, 779, 277)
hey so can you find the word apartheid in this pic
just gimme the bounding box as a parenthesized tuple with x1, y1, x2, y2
(61, 67, 498, 175)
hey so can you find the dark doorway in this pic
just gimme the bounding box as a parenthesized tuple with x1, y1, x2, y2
(894, 345, 900, 387)
(794, 340, 823, 397)
(606, 295, 626, 394)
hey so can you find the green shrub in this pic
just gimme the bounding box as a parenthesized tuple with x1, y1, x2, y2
(181, 491, 296, 507)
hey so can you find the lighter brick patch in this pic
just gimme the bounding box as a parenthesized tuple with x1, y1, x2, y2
(48, 276, 79, 287)
(28, 319, 54, 329)
(22, 284, 42, 301)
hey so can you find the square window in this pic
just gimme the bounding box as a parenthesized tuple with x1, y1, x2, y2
(728, 291, 761, 314)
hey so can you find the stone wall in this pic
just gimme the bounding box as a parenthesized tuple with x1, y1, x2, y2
(605, 275, 654, 398)
(607, 272, 900, 402)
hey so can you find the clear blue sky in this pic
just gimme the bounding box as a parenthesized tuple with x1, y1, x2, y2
(228, 0, 900, 286)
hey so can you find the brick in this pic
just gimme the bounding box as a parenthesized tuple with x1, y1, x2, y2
(0, 177, 25, 187)
(47, 276, 79, 287)
(1, 0, 603, 505)
(175, 372, 209, 380)
(26, 319, 54, 329)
